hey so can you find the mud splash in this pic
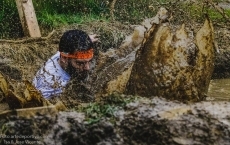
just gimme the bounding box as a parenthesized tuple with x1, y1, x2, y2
(126, 17, 215, 102)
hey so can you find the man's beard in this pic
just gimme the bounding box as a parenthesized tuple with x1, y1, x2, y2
(65, 62, 89, 81)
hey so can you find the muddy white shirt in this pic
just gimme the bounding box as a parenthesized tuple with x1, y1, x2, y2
(33, 51, 71, 99)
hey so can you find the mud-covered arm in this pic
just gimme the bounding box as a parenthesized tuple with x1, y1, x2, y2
(33, 75, 61, 99)
(32, 68, 68, 99)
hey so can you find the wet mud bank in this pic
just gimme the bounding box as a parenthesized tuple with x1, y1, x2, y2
(1, 97, 230, 145)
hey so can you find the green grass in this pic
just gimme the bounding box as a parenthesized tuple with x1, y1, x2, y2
(0, 0, 21, 38)
(76, 93, 138, 124)
(0, 0, 109, 38)
(183, 2, 230, 24)
(208, 8, 230, 21)
(0, 0, 230, 38)
(37, 12, 107, 29)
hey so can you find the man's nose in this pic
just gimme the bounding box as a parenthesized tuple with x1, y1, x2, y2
(83, 62, 90, 70)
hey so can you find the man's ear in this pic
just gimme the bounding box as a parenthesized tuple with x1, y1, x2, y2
(60, 55, 68, 64)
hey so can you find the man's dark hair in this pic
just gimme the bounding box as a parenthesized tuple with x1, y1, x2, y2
(59, 29, 93, 54)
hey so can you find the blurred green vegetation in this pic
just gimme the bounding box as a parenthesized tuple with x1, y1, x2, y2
(0, 0, 111, 38)
(0, 0, 229, 38)
(76, 93, 138, 124)
(0, 0, 22, 38)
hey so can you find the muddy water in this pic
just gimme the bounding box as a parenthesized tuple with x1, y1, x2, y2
(208, 79, 230, 101)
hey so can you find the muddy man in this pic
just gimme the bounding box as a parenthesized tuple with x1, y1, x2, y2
(33, 30, 99, 100)
(0, 30, 99, 109)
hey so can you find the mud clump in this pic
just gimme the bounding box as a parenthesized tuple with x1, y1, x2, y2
(120, 117, 171, 144)
(55, 120, 120, 145)
(47, 112, 121, 145)
(0, 114, 55, 145)
(118, 97, 230, 145)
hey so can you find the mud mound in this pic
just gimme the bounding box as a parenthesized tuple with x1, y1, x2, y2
(51, 119, 120, 145)
(118, 97, 230, 144)
(1, 96, 230, 144)
(0, 111, 121, 145)
(0, 114, 55, 145)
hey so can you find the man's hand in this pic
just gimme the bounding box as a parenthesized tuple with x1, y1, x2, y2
(89, 34, 100, 43)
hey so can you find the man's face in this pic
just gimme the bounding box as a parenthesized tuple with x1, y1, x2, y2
(66, 58, 92, 80)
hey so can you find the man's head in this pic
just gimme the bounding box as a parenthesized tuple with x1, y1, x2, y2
(59, 30, 94, 80)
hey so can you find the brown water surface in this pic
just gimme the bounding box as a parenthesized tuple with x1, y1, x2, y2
(207, 79, 230, 101)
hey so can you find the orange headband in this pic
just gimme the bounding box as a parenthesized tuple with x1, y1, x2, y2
(60, 48, 94, 59)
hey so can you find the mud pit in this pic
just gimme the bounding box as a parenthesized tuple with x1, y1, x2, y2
(0, 11, 230, 144)
(0, 21, 132, 110)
